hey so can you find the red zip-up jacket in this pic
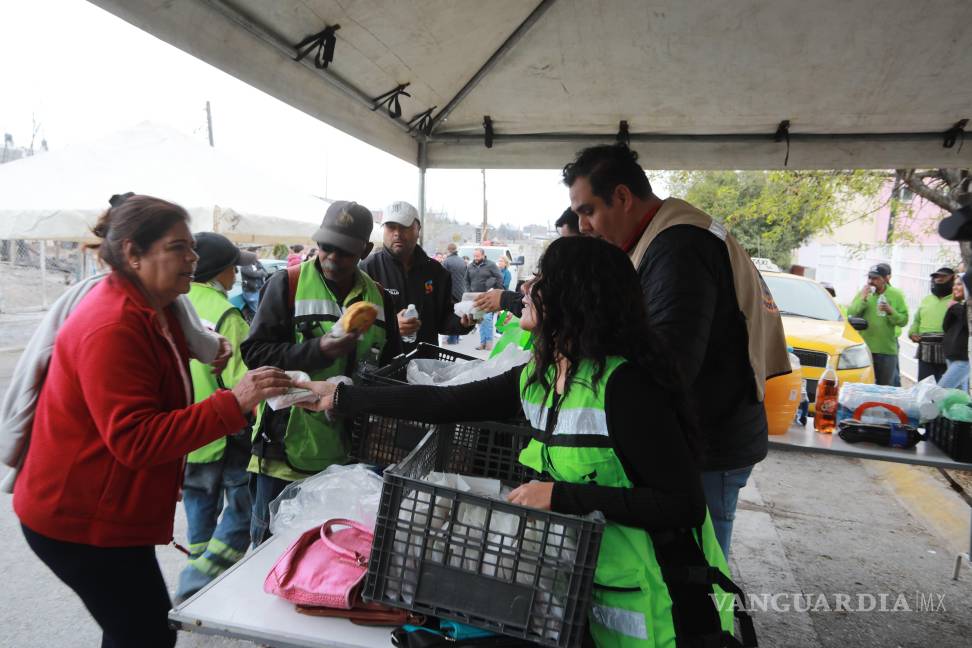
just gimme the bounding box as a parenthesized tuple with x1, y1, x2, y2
(14, 272, 247, 546)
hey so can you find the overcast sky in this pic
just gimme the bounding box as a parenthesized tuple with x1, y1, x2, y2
(0, 0, 668, 229)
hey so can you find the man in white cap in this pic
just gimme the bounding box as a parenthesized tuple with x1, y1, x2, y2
(360, 201, 473, 352)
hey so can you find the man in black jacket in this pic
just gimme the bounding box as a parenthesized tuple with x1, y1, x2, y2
(563, 144, 786, 558)
(441, 243, 467, 344)
(360, 201, 472, 353)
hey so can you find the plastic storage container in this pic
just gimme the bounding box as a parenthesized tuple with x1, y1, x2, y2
(351, 342, 529, 467)
(925, 417, 972, 463)
(764, 352, 802, 435)
(362, 425, 604, 648)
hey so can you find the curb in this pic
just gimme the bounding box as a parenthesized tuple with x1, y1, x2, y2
(0, 346, 25, 354)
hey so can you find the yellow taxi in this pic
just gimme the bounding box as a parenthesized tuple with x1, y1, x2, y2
(762, 272, 875, 413)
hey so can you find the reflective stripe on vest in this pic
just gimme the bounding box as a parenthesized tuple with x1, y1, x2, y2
(294, 298, 387, 323)
(521, 401, 609, 437)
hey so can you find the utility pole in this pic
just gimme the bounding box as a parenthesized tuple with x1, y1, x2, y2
(481, 168, 488, 244)
(205, 101, 215, 147)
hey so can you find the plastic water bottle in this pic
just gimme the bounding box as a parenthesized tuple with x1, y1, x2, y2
(877, 293, 888, 317)
(401, 303, 419, 343)
(814, 358, 839, 435)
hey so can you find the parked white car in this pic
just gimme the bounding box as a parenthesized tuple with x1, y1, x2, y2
(751, 257, 781, 272)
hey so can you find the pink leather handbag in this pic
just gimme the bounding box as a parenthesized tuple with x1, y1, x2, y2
(264, 518, 374, 609)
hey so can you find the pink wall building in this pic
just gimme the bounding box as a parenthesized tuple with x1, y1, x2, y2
(874, 183, 947, 244)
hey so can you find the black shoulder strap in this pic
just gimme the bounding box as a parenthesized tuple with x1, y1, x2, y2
(650, 527, 758, 648)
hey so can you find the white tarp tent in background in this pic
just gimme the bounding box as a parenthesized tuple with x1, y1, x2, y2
(0, 122, 330, 244)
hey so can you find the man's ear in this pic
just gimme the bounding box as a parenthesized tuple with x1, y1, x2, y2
(614, 184, 635, 214)
(360, 242, 374, 260)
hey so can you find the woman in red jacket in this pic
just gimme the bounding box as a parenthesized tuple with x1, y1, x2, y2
(13, 194, 291, 648)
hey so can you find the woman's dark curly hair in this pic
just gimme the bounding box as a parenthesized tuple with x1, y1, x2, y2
(526, 235, 701, 458)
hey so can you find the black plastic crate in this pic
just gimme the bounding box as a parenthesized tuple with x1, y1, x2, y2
(365, 342, 477, 386)
(363, 425, 604, 648)
(350, 342, 531, 466)
(348, 413, 436, 467)
(926, 417, 972, 463)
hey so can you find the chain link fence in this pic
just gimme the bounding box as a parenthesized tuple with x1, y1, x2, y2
(0, 240, 95, 313)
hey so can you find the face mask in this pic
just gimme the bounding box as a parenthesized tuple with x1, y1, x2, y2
(931, 279, 954, 297)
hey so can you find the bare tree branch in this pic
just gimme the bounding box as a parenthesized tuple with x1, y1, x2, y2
(896, 169, 961, 211)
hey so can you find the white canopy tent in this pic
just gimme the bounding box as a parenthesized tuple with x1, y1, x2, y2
(0, 122, 329, 244)
(88, 0, 972, 174)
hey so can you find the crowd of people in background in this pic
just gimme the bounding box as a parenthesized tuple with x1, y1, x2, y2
(839, 262, 969, 390)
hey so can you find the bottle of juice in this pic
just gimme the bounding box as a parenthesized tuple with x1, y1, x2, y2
(814, 358, 839, 434)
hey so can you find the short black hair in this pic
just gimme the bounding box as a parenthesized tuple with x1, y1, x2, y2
(554, 207, 579, 233)
(562, 144, 652, 205)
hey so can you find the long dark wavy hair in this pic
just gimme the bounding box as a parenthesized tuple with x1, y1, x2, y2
(526, 235, 701, 458)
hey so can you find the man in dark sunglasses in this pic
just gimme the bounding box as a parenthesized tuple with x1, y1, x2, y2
(240, 200, 402, 546)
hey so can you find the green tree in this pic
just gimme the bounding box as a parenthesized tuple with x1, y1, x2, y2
(668, 170, 884, 269)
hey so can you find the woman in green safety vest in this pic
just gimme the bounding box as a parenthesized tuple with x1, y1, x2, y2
(298, 236, 755, 648)
(175, 232, 259, 604)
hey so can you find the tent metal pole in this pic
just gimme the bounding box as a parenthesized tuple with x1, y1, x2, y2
(431, 130, 963, 145)
(427, 0, 558, 134)
(40, 240, 47, 309)
(417, 141, 428, 247)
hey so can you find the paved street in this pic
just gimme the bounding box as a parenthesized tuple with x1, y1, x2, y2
(1, 323, 971, 646)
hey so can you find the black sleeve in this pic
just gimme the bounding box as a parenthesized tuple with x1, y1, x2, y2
(500, 290, 524, 317)
(241, 269, 333, 371)
(944, 303, 959, 332)
(550, 364, 707, 531)
(380, 289, 404, 365)
(336, 365, 525, 422)
(639, 227, 720, 385)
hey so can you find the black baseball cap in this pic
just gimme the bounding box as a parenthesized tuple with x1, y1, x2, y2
(867, 263, 891, 278)
(312, 201, 374, 255)
(193, 232, 258, 283)
(930, 267, 955, 278)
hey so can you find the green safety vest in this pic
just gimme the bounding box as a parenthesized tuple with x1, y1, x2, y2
(518, 358, 735, 647)
(186, 282, 250, 464)
(281, 261, 387, 473)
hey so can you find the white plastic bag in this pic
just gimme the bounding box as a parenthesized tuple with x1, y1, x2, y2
(268, 463, 383, 542)
(266, 370, 317, 411)
(453, 301, 483, 321)
(407, 344, 531, 386)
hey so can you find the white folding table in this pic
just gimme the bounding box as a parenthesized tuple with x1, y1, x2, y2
(169, 534, 394, 647)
